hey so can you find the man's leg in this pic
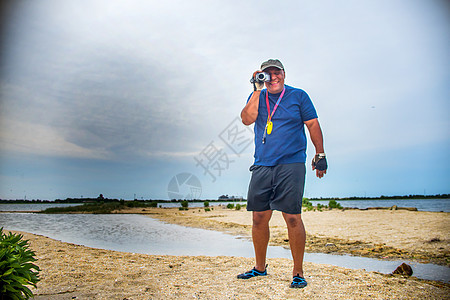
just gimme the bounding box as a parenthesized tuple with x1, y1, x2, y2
(252, 210, 273, 272)
(282, 212, 306, 277)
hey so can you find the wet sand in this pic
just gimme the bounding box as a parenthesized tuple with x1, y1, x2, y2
(138, 207, 450, 266)
(8, 207, 450, 299)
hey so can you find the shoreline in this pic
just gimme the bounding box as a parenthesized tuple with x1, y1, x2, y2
(123, 207, 450, 267)
(4, 208, 450, 299)
(6, 230, 448, 299)
(3, 207, 449, 266)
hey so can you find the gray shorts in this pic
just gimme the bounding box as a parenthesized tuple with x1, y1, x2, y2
(246, 163, 306, 214)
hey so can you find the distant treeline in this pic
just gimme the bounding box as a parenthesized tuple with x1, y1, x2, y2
(0, 197, 246, 204)
(52, 198, 246, 203)
(307, 194, 449, 201)
(1, 194, 448, 203)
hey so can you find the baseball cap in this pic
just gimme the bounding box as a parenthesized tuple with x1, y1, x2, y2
(260, 59, 284, 71)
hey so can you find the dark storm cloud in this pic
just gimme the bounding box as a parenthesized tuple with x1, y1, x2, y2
(2, 45, 199, 160)
(1, 0, 449, 200)
(0, 0, 205, 161)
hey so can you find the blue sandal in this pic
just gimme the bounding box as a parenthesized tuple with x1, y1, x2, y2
(237, 266, 267, 279)
(290, 275, 307, 288)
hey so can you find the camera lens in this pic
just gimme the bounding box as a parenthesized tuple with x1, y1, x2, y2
(256, 73, 266, 80)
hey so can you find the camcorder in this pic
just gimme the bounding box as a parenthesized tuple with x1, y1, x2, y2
(250, 72, 271, 83)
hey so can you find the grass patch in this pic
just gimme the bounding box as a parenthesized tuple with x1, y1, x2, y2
(40, 200, 159, 214)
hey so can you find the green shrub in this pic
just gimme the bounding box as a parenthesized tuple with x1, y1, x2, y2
(226, 203, 234, 209)
(204, 208, 211, 212)
(41, 202, 121, 214)
(328, 199, 343, 209)
(0, 228, 40, 299)
(235, 204, 241, 210)
(126, 200, 142, 208)
(147, 201, 158, 208)
(203, 201, 209, 207)
(302, 198, 314, 211)
(181, 200, 189, 208)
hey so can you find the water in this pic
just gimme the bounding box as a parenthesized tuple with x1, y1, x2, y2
(0, 213, 448, 283)
(0, 213, 256, 256)
(310, 198, 450, 212)
(0, 202, 245, 212)
(1, 198, 449, 212)
(0, 203, 82, 212)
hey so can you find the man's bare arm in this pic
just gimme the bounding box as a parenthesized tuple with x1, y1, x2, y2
(241, 90, 261, 125)
(304, 118, 327, 178)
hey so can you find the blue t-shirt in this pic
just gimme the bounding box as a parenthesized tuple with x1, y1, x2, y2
(248, 85, 317, 166)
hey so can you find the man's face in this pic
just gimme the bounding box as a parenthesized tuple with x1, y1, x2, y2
(264, 67, 285, 94)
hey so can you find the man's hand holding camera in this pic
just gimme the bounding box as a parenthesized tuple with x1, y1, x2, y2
(250, 71, 270, 91)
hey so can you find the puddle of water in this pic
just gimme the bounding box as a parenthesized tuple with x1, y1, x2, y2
(0, 213, 448, 283)
(303, 252, 449, 283)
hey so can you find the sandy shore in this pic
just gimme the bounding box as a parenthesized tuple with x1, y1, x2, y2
(6, 207, 450, 299)
(136, 207, 450, 266)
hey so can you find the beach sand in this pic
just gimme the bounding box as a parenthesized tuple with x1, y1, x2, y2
(7, 207, 450, 299)
(139, 207, 450, 265)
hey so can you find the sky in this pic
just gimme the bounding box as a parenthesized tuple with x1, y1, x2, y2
(0, 0, 449, 200)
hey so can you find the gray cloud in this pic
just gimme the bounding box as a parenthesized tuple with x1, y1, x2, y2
(1, 0, 449, 199)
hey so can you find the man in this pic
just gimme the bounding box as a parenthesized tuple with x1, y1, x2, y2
(238, 59, 327, 288)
